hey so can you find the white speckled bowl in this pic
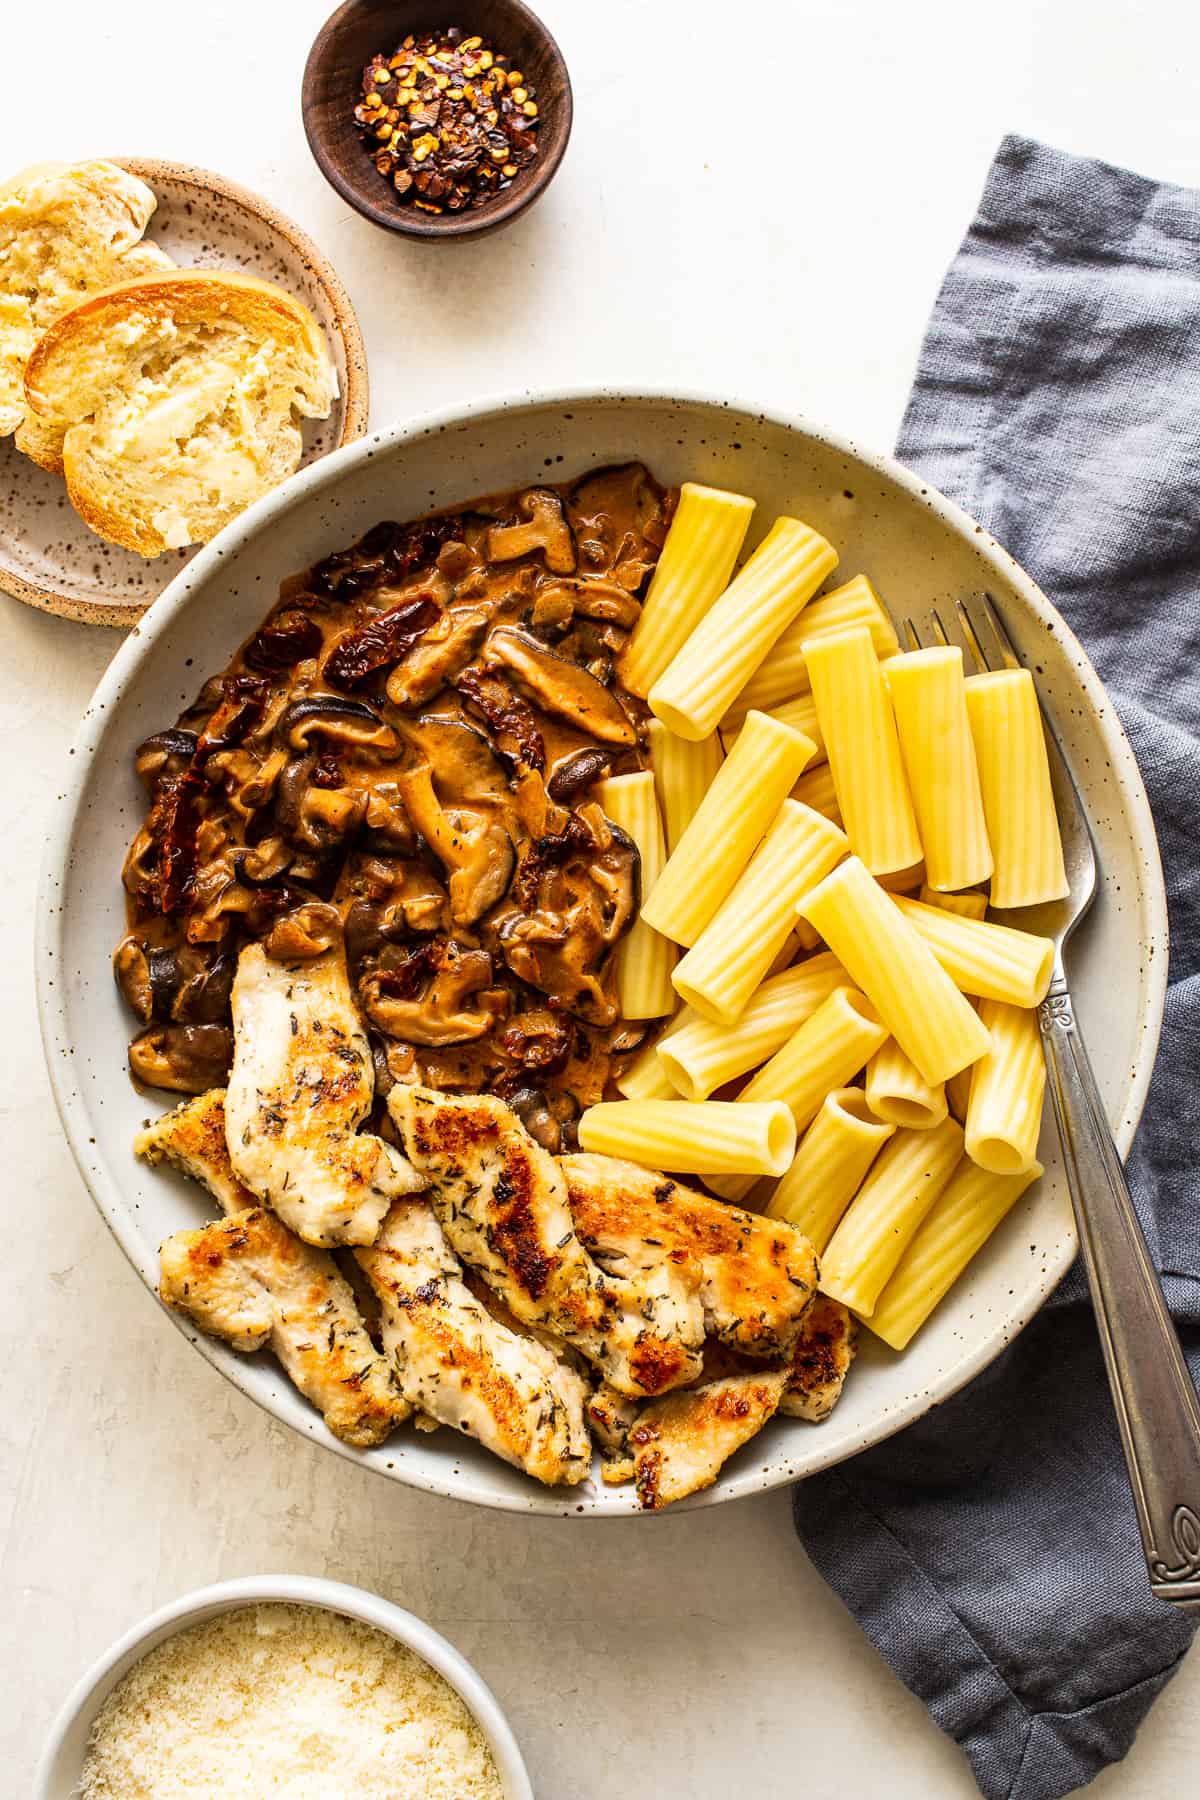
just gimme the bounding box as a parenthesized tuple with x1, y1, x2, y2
(34, 1574, 533, 1800)
(0, 157, 368, 628)
(36, 388, 1167, 1515)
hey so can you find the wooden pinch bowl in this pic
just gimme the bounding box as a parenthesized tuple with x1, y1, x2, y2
(302, 0, 572, 240)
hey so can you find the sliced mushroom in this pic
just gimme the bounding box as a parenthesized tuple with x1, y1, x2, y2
(297, 785, 369, 850)
(133, 730, 198, 794)
(399, 715, 512, 806)
(536, 578, 642, 629)
(483, 628, 636, 746)
(546, 747, 615, 803)
(360, 941, 507, 1046)
(128, 1023, 234, 1093)
(486, 489, 577, 574)
(277, 696, 398, 756)
(395, 760, 515, 925)
(146, 944, 236, 1024)
(263, 901, 342, 960)
(113, 935, 153, 1023)
(233, 835, 293, 887)
(385, 601, 493, 709)
(362, 784, 418, 852)
(505, 1085, 563, 1153)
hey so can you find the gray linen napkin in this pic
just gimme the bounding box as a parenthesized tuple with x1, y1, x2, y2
(793, 134, 1200, 1799)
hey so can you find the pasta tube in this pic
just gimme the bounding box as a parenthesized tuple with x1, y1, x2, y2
(576, 1099, 796, 1178)
(649, 516, 838, 740)
(791, 761, 841, 824)
(886, 646, 993, 892)
(867, 1158, 1043, 1350)
(673, 802, 848, 1024)
(865, 1039, 948, 1130)
(804, 625, 922, 877)
(765, 1087, 895, 1252)
(724, 575, 901, 719)
(965, 999, 1046, 1174)
(892, 896, 1054, 1008)
(642, 711, 815, 947)
(797, 857, 990, 1085)
(618, 483, 755, 697)
(965, 668, 1069, 909)
(648, 720, 724, 856)
(596, 773, 674, 1019)
(658, 951, 846, 1100)
(819, 1116, 964, 1316)
(919, 886, 987, 920)
(704, 985, 887, 1201)
(615, 1004, 696, 1099)
(721, 693, 825, 765)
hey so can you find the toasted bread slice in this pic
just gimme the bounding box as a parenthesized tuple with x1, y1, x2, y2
(23, 271, 337, 556)
(0, 159, 171, 438)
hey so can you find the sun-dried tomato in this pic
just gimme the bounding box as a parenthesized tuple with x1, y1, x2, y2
(243, 612, 324, 674)
(455, 666, 546, 772)
(374, 937, 445, 998)
(196, 673, 271, 762)
(324, 595, 441, 691)
(148, 776, 200, 914)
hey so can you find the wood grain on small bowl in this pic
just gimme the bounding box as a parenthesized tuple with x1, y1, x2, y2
(302, 0, 572, 239)
(0, 158, 368, 630)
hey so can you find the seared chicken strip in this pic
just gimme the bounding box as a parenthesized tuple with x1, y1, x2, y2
(135, 1088, 255, 1214)
(140, 1089, 410, 1447)
(357, 1198, 592, 1487)
(780, 1295, 858, 1421)
(562, 1155, 819, 1361)
(226, 944, 424, 1246)
(587, 1382, 639, 1485)
(389, 1086, 705, 1397)
(159, 1209, 412, 1447)
(629, 1369, 788, 1510)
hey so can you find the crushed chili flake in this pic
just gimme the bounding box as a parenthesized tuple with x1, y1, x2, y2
(353, 26, 540, 215)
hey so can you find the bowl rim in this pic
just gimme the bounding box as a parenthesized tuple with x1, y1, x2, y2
(0, 154, 369, 628)
(301, 0, 574, 239)
(32, 1574, 533, 1799)
(34, 382, 1170, 1515)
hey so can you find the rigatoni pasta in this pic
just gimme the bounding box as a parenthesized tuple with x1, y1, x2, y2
(648, 720, 724, 856)
(792, 761, 841, 824)
(649, 516, 838, 740)
(618, 482, 755, 697)
(804, 625, 923, 877)
(721, 693, 825, 764)
(965, 999, 1046, 1174)
(642, 711, 815, 947)
(765, 1087, 895, 1252)
(886, 646, 993, 892)
(819, 1116, 964, 1316)
(892, 896, 1054, 1008)
(965, 668, 1069, 909)
(724, 574, 901, 719)
(576, 1099, 796, 1178)
(672, 801, 848, 1024)
(595, 772, 675, 1019)
(865, 1039, 949, 1130)
(919, 886, 987, 920)
(615, 1003, 696, 1099)
(658, 951, 846, 1100)
(797, 857, 990, 1085)
(867, 1157, 1043, 1349)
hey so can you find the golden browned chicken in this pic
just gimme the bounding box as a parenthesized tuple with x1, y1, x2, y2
(356, 1198, 592, 1487)
(226, 943, 424, 1246)
(388, 1085, 705, 1398)
(628, 1369, 789, 1510)
(780, 1294, 858, 1421)
(561, 1155, 819, 1361)
(159, 1209, 411, 1447)
(140, 1089, 409, 1448)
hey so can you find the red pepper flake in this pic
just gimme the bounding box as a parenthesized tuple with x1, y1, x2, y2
(352, 26, 541, 214)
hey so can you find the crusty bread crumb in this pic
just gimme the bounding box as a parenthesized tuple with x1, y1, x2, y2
(22, 270, 337, 556)
(0, 159, 172, 440)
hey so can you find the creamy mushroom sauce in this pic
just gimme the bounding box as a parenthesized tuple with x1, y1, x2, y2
(116, 464, 676, 1153)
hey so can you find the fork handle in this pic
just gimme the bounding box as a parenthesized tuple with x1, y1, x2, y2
(1040, 978, 1200, 1607)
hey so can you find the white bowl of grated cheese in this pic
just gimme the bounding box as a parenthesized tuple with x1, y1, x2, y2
(34, 1574, 533, 1800)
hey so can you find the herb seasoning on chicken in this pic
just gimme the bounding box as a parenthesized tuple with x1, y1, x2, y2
(116, 464, 676, 1149)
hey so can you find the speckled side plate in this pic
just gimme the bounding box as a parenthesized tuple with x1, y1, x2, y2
(36, 388, 1168, 1516)
(0, 157, 368, 628)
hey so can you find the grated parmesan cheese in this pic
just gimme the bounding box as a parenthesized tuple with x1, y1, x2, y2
(79, 1601, 506, 1799)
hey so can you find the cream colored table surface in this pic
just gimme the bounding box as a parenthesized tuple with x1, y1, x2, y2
(4, 3, 1199, 1793)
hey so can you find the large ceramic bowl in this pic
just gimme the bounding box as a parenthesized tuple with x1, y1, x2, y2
(33, 1575, 532, 1798)
(36, 388, 1168, 1516)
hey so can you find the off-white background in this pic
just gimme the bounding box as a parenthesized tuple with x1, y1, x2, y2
(4, 3, 1198, 1794)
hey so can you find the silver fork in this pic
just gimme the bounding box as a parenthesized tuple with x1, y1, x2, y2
(903, 593, 1200, 1609)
